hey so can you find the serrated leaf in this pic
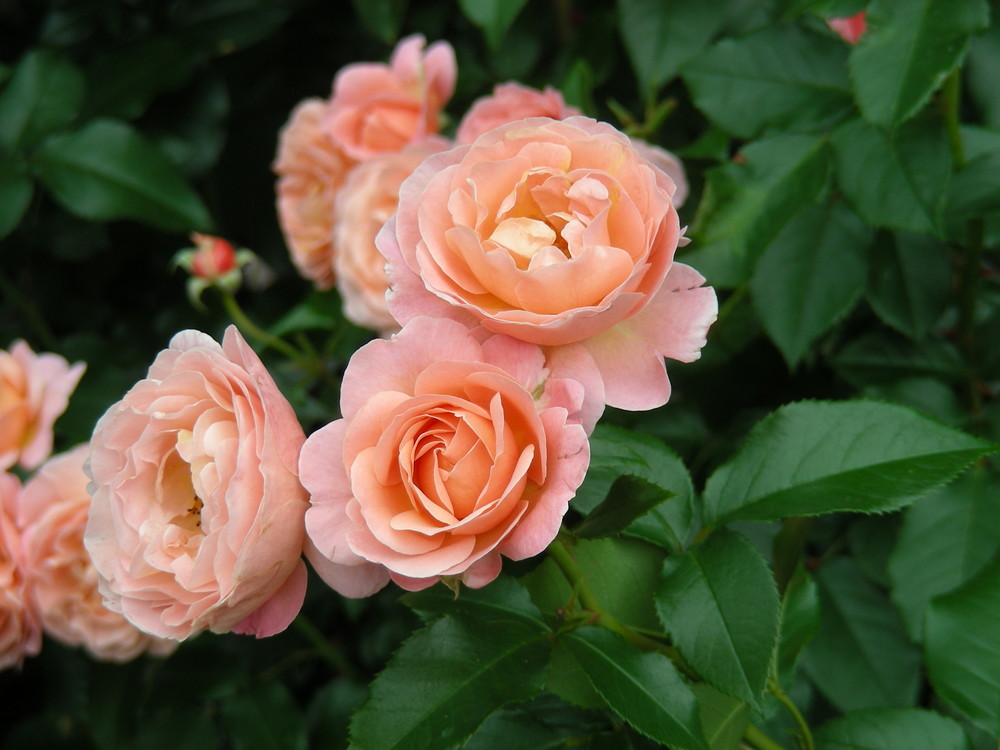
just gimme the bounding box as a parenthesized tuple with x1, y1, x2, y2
(220, 681, 307, 750)
(563, 627, 708, 750)
(618, 0, 728, 98)
(815, 707, 970, 750)
(349, 617, 548, 750)
(34, 118, 212, 231)
(523, 537, 666, 634)
(0, 49, 84, 152)
(888, 467, 1000, 641)
(0, 157, 32, 239)
(683, 24, 851, 139)
(801, 558, 921, 712)
(925, 550, 1000, 734)
(832, 116, 952, 236)
(574, 475, 677, 540)
(948, 150, 1000, 220)
(849, 0, 990, 129)
(832, 332, 965, 387)
(693, 685, 748, 750)
(703, 400, 994, 525)
(750, 202, 870, 367)
(457, 0, 530, 49)
(656, 530, 780, 710)
(402, 575, 548, 630)
(463, 694, 607, 750)
(685, 134, 830, 288)
(575, 424, 694, 551)
(866, 231, 951, 340)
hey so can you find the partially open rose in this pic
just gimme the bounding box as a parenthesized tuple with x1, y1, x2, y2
(379, 116, 717, 410)
(85, 327, 309, 640)
(20, 446, 175, 662)
(456, 82, 581, 144)
(300, 316, 594, 594)
(0, 472, 40, 670)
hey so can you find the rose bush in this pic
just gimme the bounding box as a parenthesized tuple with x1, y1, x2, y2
(19, 446, 175, 662)
(333, 140, 451, 333)
(300, 316, 595, 594)
(0, 340, 85, 472)
(379, 116, 717, 410)
(84, 327, 309, 640)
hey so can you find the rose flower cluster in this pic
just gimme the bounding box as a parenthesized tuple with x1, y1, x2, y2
(2, 35, 716, 662)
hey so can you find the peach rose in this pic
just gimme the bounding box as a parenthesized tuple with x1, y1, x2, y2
(274, 98, 354, 290)
(456, 82, 581, 144)
(300, 316, 596, 595)
(333, 139, 450, 333)
(379, 116, 717, 411)
(632, 139, 689, 210)
(1, 472, 40, 670)
(0, 340, 85, 472)
(19, 446, 175, 662)
(325, 35, 456, 161)
(85, 326, 309, 640)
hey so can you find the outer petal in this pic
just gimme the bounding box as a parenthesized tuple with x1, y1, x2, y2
(231, 559, 308, 637)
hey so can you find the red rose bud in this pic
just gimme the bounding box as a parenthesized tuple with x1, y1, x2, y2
(827, 11, 866, 45)
(190, 233, 237, 280)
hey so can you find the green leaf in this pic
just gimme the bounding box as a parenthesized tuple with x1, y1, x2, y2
(463, 694, 608, 750)
(83, 37, 198, 120)
(948, 150, 1000, 220)
(682, 24, 852, 139)
(574, 475, 677, 540)
(563, 627, 708, 750)
(350, 0, 408, 44)
(750, 202, 870, 367)
(849, 0, 990, 129)
(832, 332, 965, 387)
(133, 705, 218, 750)
(575, 424, 694, 551)
(693, 685, 748, 750)
(777, 567, 821, 676)
(656, 529, 780, 710)
(831, 116, 952, 236)
(866, 231, 951, 340)
(220, 681, 308, 750)
(0, 49, 85, 152)
(402, 575, 548, 630)
(170, 0, 292, 53)
(815, 707, 970, 750)
(457, 0, 530, 49)
(618, 0, 729, 98)
(0, 156, 32, 239)
(702, 400, 994, 525)
(33, 118, 212, 231)
(308, 679, 367, 750)
(925, 550, 1000, 734)
(686, 134, 831, 288)
(349, 617, 549, 750)
(888, 467, 1000, 641)
(801, 558, 922, 712)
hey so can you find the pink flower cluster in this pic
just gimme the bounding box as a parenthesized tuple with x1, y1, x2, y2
(1, 36, 717, 658)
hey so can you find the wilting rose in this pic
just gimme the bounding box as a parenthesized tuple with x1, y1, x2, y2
(19, 446, 175, 662)
(379, 116, 717, 410)
(828, 11, 867, 44)
(334, 139, 450, 333)
(456, 82, 581, 144)
(325, 35, 456, 161)
(0, 340, 85, 472)
(301, 316, 594, 595)
(0, 472, 40, 670)
(85, 326, 309, 640)
(274, 98, 354, 290)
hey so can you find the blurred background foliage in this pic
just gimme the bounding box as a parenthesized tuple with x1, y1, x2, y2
(2, 0, 999, 748)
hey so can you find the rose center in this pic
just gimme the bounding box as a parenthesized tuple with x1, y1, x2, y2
(489, 217, 566, 268)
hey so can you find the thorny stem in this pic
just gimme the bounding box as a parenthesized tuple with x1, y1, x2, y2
(548, 537, 790, 750)
(768, 676, 814, 750)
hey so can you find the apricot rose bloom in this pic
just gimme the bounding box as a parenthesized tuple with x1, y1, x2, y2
(0, 472, 40, 670)
(379, 116, 717, 411)
(325, 34, 456, 161)
(333, 140, 450, 333)
(0, 340, 85, 472)
(274, 98, 354, 290)
(456, 82, 581, 144)
(19, 446, 175, 662)
(85, 327, 309, 640)
(300, 316, 595, 595)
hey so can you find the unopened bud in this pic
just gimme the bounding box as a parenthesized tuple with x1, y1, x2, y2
(173, 233, 258, 309)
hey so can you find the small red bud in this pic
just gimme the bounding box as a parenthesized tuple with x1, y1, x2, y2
(827, 11, 867, 45)
(190, 233, 238, 280)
